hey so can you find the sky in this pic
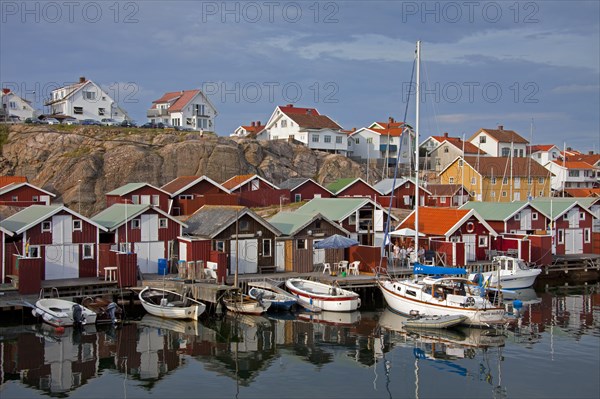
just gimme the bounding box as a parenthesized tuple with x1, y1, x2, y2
(1, 0, 599, 151)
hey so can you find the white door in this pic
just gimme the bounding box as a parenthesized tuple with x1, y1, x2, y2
(462, 234, 476, 262)
(135, 242, 165, 273)
(275, 241, 285, 272)
(230, 239, 258, 274)
(374, 209, 384, 231)
(520, 208, 532, 231)
(141, 195, 151, 204)
(566, 208, 579, 228)
(179, 241, 188, 263)
(45, 244, 79, 279)
(565, 229, 583, 254)
(52, 215, 73, 244)
(514, 192, 520, 201)
(313, 240, 326, 265)
(141, 214, 159, 241)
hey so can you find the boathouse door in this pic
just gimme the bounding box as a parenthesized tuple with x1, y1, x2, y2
(45, 214, 79, 279)
(520, 208, 532, 231)
(230, 239, 258, 274)
(565, 229, 583, 254)
(462, 234, 476, 262)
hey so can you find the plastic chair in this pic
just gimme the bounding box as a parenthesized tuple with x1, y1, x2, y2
(337, 261, 349, 275)
(322, 263, 331, 275)
(348, 261, 360, 276)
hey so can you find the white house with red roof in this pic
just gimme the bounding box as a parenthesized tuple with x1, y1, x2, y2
(347, 117, 414, 165)
(1, 88, 36, 121)
(529, 144, 561, 166)
(231, 120, 266, 137)
(148, 89, 217, 131)
(45, 77, 129, 122)
(545, 160, 598, 191)
(260, 104, 347, 154)
(467, 125, 529, 157)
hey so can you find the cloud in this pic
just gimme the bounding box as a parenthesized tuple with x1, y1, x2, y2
(265, 28, 599, 71)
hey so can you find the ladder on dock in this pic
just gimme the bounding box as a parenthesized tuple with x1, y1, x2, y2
(248, 279, 322, 313)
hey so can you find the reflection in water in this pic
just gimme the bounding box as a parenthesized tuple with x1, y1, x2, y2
(0, 283, 598, 398)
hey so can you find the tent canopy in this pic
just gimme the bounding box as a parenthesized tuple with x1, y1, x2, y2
(313, 234, 359, 249)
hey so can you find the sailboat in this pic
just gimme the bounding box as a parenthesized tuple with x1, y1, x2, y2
(376, 41, 506, 327)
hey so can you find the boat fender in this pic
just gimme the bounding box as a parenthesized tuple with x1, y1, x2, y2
(513, 299, 523, 310)
(465, 297, 475, 307)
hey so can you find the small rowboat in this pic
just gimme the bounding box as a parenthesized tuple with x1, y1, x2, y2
(248, 287, 297, 311)
(285, 278, 361, 312)
(224, 293, 271, 315)
(32, 298, 97, 327)
(139, 287, 206, 321)
(403, 314, 467, 329)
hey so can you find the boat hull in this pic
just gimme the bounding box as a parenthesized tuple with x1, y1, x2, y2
(248, 287, 297, 311)
(285, 278, 361, 312)
(224, 295, 271, 315)
(33, 298, 97, 327)
(139, 287, 206, 321)
(469, 269, 541, 290)
(378, 279, 504, 327)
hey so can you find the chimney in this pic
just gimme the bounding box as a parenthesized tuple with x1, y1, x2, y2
(389, 117, 395, 124)
(251, 121, 255, 127)
(444, 132, 449, 138)
(286, 104, 293, 107)
(79, 76, 86, 83)
(589, 151, 594, 155)
(497, 125, 503, 131)
(352, 127, 356, 132)
(257, 121, 261, 126)
(567, 147, 572, 151)
(306, 109, 312, 115)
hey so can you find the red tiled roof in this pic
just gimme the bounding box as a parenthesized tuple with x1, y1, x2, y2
(0, 176, 28, 188)
(469, 127, 529, 144)
(279, 105, 320, 115)
(221, 174, 256, 190)
(566, 154, 600, 165)
(551, 160, 595, 170)
(562, 188, 600, 197)
(366, 127, 405, 137)
(152, 90, 201, 112)
(241, 125, 266, 135)
(399, 207, 470, 236)
(528, 144, 557, 152)
(435, 137, 484, 154)
(374, 121, 405, 129)
(463, 156, 551, 177)
(161, 176, 201, 194)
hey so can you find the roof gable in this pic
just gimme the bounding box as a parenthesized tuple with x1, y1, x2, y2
(183, 205, 281, 238)
(268, 212, 349, 236)
(399, 207, 497, 237)
(221, 174, 278, 192)
(106, 182, 169, 197)
(161, 176, 228, 197)
(0, 176, 27, 188)
(0, 182, 56, 197)
(1, 205, 107, 234)
(460, 201, 533, 221)
(463, 156, 552, 177)
(468, 127, 529, 144)
(92, 204, 185, 231)
(296, 198, 398, 222)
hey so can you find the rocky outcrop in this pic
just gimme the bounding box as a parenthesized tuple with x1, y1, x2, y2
(0, 125, 379, 216)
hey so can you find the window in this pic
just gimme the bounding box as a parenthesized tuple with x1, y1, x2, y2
(514, 213, 521, 221)
(28, 245, 40, 258)
(366, 137, 373, 144)
(471, 191, 476, 196)
(312, 135, 319, 143)
(9, 101, 16, 109)
(119, 242, 129, 253)
(324, 135, 331, 143)
(296, 239, 307, 250)
(538, 177, 544, 184)
(73, 220, 82, 231)
(513, 149, 519, 157)
(98, 108, 106, 116)
(355, 138, 360, 144)
(557, 229, 564, 244)
(215, 241, 225, 252)
(179, 194, 193, 200)
(579, 212, 586, 220)
(11, 195, 18, 202)
(348, 214, 356, 225)
(32, 195, 39, 202)
(251, 179, 259, 191)
(336, 136, 343, 144)
(502, 177, 508, 184)
(501, 148, 510, 157)
(479, 136, 486, 143)
(315, 220, 321, 229)
(502, 191, 507, 197)
(562, 213, 568, 221)
(159, 218, 168, 228)
(294, 193, 302, 202)
(281, 119, 287, 128)
(539, 190, 544, 196)
(262, 239, 272, 257)
(584, 228, 591, 243)
(478, 236, 488, 247)
(152, 195, 160, 206)
(491, 177, 497, 185)
(82, 244, 94, 259)
(471, 177, 476, 185)
(42, 221, 51, 232)
(568, 170, 580, 177)
(449, 177, 454, 184)
(132, 219, 140, 229)
(131, 195, 139, 204)
(83, 91, 96, 100)
(458, 160, 463, 166)
(440, 197, 446, 204)
(239, 220, 250, 231)
(444, 147, 449, 153)
(532, 212, 538, 220)
(491, 192, 496, 198)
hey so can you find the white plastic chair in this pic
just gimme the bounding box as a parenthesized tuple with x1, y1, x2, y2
(322, 263, 331, 275)
(337, 261, 349, 275)
(348, 261, 360, 276)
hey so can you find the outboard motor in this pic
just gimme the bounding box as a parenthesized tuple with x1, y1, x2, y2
(106, 302, 118, 324)
(72, 304, 85, 326)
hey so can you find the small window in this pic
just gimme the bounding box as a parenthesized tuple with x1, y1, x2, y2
(74, 106, 83, 114)
(179, 194, 193, 200)
(215, 241, 225, 252)
(538, 177, 544, 184)
(471, 177, 476, 185)
(312, 135, 319, 143)
(73, 220, 82, 231)
(478, 236, 488, 247)
(355, 138, 360, 144)
(239, 220, 250, 231)
(366, 137, 373, 144)
(458, 160, 463, 166)
(563, 213, 568, 221)
(491, 177, 497, 185)
(11, 196, 18, 202)
(444, 147, 449, 153)
(449, 177, 455, 184)
(294, 193, 302, 202)
(557, 229, 564, 244)
(579, 212, 585, 220)
(502, 191, 507, 197)
(131, 195, 139, 204)
(28, 245, 41, 258)
(32, 195, 39, 202)
(132, 219, 140, 229)
(491, 192, 496, 198)
(440, 197, 446, 204)
(82, 244, 94, 259)
(336, 136, 343, 144)
(584, 228, 591, 243)
(251, 180, 259, 191)
(532, 212, 538, 220)
(296, 239, 307, 250)
(98, 108, 106, 116)
(514, 213, 521, 221)
(324, 136, 332, 143)
(42, 221, 51, 232)
(119, 242, 129, 253)
(406, 290, 417, 297)
(159, 218, 168, 228)
(348, 214, 356, 225)
(479, 136, 486, 143)
(263, 239, 272, 257)
(281, 119, 287, 127)
(152, 195, 160, 206)
(502, 177, 508, 184)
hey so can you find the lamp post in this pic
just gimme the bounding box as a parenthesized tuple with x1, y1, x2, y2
(78, 179, 81, 215)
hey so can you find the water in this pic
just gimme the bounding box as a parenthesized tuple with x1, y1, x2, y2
(1, 283, 598, 399)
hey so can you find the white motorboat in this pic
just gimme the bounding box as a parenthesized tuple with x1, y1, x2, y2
(378, 274, 505, 327)
(285, 278, 361, 312)
(469, 256, 542, 290)
(32, 298, 97, 327)
(139, 286, 206, 321)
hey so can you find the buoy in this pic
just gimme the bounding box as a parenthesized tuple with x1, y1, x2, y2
(513, 299, 523, 310)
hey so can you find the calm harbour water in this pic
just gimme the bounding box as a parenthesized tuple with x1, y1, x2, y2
(1, 283, 599, 399)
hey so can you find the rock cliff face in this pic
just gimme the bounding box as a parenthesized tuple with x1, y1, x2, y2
(0, 125, 377, 216)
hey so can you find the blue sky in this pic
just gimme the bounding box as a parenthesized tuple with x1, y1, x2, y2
(1, 1, 599, 151)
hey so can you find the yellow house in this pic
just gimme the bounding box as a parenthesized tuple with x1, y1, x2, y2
(439, 156, 553, 202)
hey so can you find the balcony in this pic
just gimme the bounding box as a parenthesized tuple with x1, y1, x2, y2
(147, 108, 168, 118)
(379, 144, 397, 152)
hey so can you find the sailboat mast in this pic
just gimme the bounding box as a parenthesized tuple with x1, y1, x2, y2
(414, 40, 421, 257)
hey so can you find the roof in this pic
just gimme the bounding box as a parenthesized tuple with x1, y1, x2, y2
(549, 160, 595, 170)
(221, 174, 278, 191)
(460, 201, 532, 221)
(91, 204, 185, 231)
(326, 178, 362, 195)
(183, 205, 281, 238)
(285, 113, 342, 130)
(528, 199, 589, 219)
(106, 182, 169, 197)
(268, 212, 349, 236)
(566, 153, 600, 165)
(279, 105, 321, 115)
(364, 127, 406, 137)
(462, 156, 551, 177)
(435, 138, 484, 154)
(399, 207, 497, 237)
(0, 176, 27, 188)
(562, 188, 600, 198)
(528, 144, 558, 153)
(469, 127, 529, 144)
(1, 205, 107, 234)
(0, 182, 56, 197)
(425, 184, 466, 197)
(160, 175, 228, 196)
(296, 198, 398, 222)
(152, 90, 201, 112)
(240, 124, 266, 135)
(372, 120, 405, 129)
(372, 178, 407, 195)
(45, 79, 89, 104)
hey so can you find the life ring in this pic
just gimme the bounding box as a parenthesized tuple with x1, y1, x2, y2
(466, 222, 475, 233)
(465, 297, 475, 307)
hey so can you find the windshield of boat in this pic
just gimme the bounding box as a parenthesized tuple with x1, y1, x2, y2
(517, 259, 530, 270)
